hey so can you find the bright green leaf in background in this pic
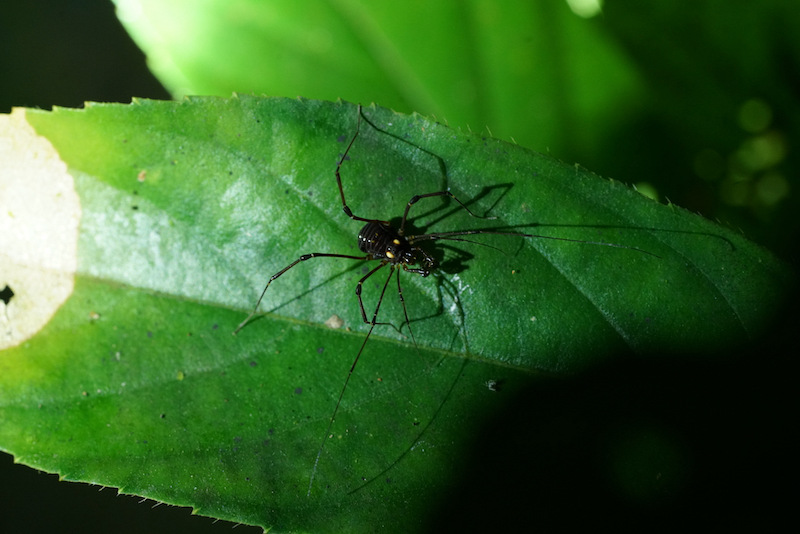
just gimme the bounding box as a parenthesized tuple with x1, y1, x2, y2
(0, 96, 789, 532)
(113, 0, 640, 161)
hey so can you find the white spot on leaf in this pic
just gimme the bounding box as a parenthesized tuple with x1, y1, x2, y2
(0, 109, 81, 349)
(324, 314, 345, 329)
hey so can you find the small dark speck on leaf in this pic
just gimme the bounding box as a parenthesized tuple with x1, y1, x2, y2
(317, 347, 324, 354)
(147, 331, 153, 338)
(160, 413, 166, 419)
(249, 361, 258, 367)
(295, 387, 303, 395)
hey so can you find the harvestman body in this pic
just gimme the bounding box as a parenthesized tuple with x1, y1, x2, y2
(233, 105, 656, 495)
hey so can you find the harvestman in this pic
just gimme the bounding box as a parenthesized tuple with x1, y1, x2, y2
(233, 105, 656, 495)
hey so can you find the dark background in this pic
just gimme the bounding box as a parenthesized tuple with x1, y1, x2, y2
(1, 1, 796, 532)
(0, 0, 169, 113)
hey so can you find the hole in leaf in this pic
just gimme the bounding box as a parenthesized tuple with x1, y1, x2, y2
(0, 285, 14, 305)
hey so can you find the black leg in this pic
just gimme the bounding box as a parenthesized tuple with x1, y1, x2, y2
(233, 252, 370, 334)
(398, 190, 496, 235)
(335, 104, 390, 225)
(308, 261, 396, 495)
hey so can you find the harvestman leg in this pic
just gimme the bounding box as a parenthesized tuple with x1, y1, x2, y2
(233, 252, 370, 334)
(307, 256, 399, 496)
(355, 260, 394, 326)
(335, 105, 389, 226)
(339, 105, 494, 235)
(399, 190, 495, 235)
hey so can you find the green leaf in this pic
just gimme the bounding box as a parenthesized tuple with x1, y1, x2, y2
(0, 96, 789, 532)
(112, 0, 642, 154)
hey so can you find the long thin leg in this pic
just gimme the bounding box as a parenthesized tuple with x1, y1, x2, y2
(307, 266, 396, 496)
(233, 252, 369, 335)
(398, 190, 496, 235)
(409, 229, 660, 258)
(395, 267, 418, 347)
(355, 261, 392, 325)
(336, 104, 389, 226)
(341, 107, 491, 233)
